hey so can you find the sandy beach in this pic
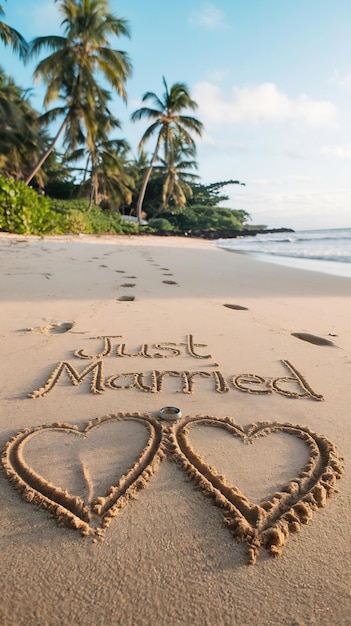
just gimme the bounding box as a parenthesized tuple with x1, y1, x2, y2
(0, 232, 350, 626)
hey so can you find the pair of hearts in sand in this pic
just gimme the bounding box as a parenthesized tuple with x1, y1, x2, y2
(2, 413, 343, 564)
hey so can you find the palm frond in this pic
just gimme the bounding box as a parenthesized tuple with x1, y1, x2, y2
(0, 21, 28, 58)
(137, 121, 161, 151)
(30, 35, 67, 57)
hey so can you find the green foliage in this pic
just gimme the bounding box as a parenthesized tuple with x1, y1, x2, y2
(131, 77, 203, 221)
(63, 209, 93, 234)
(49, 198, 137, 234)
(148, 217, 174, 231)
(0, 6, 28, 58)
(0, 175, 63, 234)
(120, 220, 139, 234)
(0, 181, 140, 235)
(171, 205, 245, 231)
(26, 0, 132, 184)
(86, 206, 122, 234)
(57, 205, 139, 235)
(138, 175, 164, 219)
(188, 180, 246, 208)
(49, 198, 93, 214)
(44, 179, 78, 200)
(0, 66, 44, 181)
(140, 178, 250, 232)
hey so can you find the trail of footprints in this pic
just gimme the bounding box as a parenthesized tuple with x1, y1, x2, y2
(24, 252, 337, 345)
(222, 305, 338, 348)
(144, 254, 179, 286)
(104, 251, 180, 301)
(22, 249, 339, 344)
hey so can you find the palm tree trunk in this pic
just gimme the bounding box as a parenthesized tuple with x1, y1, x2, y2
(82, 155, 91, 184)
(87, 159, 99, 212)
(88, 184, 95, 211)
(136, 134, 162, 225)
(25, 114, 68, 185)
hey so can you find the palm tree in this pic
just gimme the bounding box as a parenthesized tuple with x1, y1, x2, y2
(0, 67, 44, 181)
(158, 136, 199, 211)
(131, 77, 203, 224)
(0, 2, 28, 58)
(67, 93, 134, 210)
(25, 0, 132, 185)
(67, 86, 124, 208)
(89, 138, 134, 209)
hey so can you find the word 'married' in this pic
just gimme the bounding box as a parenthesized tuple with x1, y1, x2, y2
(30, 359, 323, 401)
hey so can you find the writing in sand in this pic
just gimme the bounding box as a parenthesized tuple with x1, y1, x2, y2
(29, 334, 323, 400)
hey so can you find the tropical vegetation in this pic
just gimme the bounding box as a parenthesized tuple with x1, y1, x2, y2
(0, 0, 249, 236)
(131, 76, 203, 224)
(0, 1, 28, 58)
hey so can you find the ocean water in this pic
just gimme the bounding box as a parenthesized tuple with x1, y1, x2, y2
(215, 227, 351, 278)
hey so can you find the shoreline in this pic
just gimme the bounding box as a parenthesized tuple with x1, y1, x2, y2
(3, 230, 350, 279)
(0, 233, 350, 625)
(219, 247, 351, 278)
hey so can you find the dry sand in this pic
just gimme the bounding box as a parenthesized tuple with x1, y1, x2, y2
(0, 232, 350, 626)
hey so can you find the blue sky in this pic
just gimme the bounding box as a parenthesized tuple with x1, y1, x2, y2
(2, 0, 351, 230)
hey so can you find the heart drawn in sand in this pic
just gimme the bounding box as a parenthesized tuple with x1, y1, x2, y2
(2, 413, 343, 563)
(2, 414, 164, 537)
(171, 417, 344, 563)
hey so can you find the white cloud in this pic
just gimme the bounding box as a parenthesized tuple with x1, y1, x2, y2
(250, 176, 314, 187)
(251, 178, 284, 186)
(288, 175, 315, 183)
(321, 145, 351, 159)
(189, 3, 227, 29)
(283, 149, 307, 160)
(193, 82, 338, 128)
(330, 70, 351, 90)
(199, 132, 249, 153)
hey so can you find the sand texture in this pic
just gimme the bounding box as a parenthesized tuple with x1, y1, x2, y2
(0, 233, 350, 626)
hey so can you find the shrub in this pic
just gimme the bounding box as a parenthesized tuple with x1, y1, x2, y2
(64, 209, 93, 234)
(174, 206, 244, 231)
(0, 176, 63, 235)
(148, 217, 174, 231)
(86, 207, 122, 233)
(62, 205, 138, 235)
(120, 221, 138, 234)
(0, 179, 142, 236)
(49, 198, 94, 214)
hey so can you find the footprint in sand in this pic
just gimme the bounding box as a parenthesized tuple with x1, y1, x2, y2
(291, 332, 337, 347)
(26, 322, 74, 334)
(117, 295, 135, 301)
(223, 304, 249, 311)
